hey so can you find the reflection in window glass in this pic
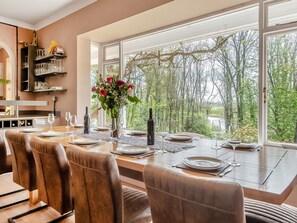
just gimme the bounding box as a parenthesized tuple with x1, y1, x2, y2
(267, 31, 297, 143)
(124, 30, 259, 142)
(104, 44, 119, 61)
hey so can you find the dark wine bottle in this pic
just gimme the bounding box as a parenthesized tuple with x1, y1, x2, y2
(84, 106, 90, 134)
(147, 108, 154, 145)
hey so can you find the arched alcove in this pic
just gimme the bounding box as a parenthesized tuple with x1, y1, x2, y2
(0, 41, 16, 101)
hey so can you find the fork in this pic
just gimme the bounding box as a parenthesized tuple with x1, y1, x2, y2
(218, 167, 233, 177)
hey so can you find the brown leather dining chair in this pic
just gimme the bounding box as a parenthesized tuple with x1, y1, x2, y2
(143, 164, 245, 223)
(0, 133, 29, 209)
(66, 145, 152, 223)
(144, 164, 297, 223)
(19, 136, 74, 223)
(244, 197, 297, 222)
(0, 134, 12, 175)
(5, 131, 48, 222)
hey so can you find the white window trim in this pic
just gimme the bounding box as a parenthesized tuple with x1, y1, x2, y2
(260, 0, 297, 147)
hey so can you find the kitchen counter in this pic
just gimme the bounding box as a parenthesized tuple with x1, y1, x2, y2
(0, 113, 60, 129)
(0, 115, 49, 120)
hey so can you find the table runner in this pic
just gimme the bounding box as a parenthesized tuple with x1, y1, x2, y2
(75, 130, 195, 153)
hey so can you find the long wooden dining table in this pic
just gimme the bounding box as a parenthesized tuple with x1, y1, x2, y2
(30, 126, 297, 205)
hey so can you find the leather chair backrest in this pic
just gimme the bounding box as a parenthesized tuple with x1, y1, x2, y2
(144, 164, 246, 223)
(66, 145, 122, 223)
(5, 130, 36, 191)
(30, 137, 72, 214)
(0, 134, 12, 175)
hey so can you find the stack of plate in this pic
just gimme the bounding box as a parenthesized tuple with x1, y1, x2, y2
(183, 156, 224, 170)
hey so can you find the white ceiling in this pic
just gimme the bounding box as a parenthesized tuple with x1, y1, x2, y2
(0, 0, 97, 30)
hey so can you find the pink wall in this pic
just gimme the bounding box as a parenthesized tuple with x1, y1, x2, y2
(35, 0, 172, 123)
(0, 24, 35, 104)
(0, 23, 16, 100)
(0, 48, 9, 98)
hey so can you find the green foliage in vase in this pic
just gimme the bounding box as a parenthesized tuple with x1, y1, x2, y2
(92, 74, 141, 118)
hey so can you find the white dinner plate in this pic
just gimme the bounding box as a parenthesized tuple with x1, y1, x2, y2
(22, 128, 43, 133)
(93, 126, 109, 131)
(166, 134, 192, 141)
(74, 124, 84, 128)
(39, 131, 64, 137)
(129, 130, 147, 136)
(117, 146, 150, 155)
(224, 142, 258, 150)
(183, 156, 223, 170)
(69, 138, 101, 145)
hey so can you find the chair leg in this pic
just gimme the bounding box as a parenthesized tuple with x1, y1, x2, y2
(0, 188, 29, 210)
(47, 210, 74, 223)
(8, 204, 49, 223)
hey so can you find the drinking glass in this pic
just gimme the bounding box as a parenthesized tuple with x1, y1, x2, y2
(70, 115, 77, 137)
(228, 139, 241, 167)
(158, 131, 168, 153)
(48, 113, 55, 132)
(65, 112, 71, 131)
(211, 120, 222, 150)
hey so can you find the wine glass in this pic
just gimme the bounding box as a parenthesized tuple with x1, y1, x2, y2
(211, 120, 222, 150)
(228, 139, 241, 167)
(65, 112, 71, 131)
(158, 130, 168, 154)
(70, 115, 77, 138)
(48, 113, 55, 132)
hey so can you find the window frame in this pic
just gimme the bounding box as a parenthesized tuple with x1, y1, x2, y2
(92, 1, 297, 146)
(260, 0, 297, 146)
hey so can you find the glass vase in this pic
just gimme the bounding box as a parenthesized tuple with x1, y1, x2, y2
(111, 116, 119, 138)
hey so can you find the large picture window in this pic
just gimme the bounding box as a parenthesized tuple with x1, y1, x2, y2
(91, 1, 297, 145)
(124, 30, 259, 142)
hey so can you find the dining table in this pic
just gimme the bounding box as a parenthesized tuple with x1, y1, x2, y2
(26, 126, 297, 205)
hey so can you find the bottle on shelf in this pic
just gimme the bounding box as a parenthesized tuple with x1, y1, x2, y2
(147, 108, 154, 145)
(84, 107, 90, 134)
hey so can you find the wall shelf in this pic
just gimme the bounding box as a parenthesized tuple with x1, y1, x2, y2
(20, 46, 36, 91)
(35, 71, 67, 77)
(20, 47, 67, 92)
(33, 89, 67, 93)
(35, 54, 66, 62)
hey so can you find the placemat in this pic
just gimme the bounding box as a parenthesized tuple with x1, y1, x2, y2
(75, 130, 195, 153)
(111, 150, 156, 158)
(173, 161, 230, 176)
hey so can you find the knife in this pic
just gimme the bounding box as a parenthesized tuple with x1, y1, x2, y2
(218, 167, 233, 177)
(132, 151, 156, 159)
